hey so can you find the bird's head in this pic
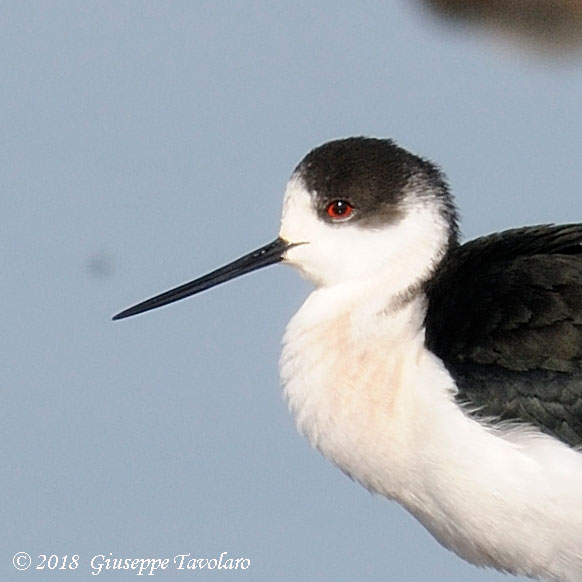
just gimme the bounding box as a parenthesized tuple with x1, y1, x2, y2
(114, 137, 457, 320)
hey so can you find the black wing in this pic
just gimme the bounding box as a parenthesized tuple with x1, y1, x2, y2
(425, 224, 582, 448)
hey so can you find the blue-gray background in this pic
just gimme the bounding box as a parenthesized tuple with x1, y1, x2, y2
(3, 2, 582, 581)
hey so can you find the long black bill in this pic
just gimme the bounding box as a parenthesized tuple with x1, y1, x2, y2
(113, 237, 292, 321)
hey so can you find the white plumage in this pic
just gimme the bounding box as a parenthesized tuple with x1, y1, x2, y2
(280, 176, 582, 582)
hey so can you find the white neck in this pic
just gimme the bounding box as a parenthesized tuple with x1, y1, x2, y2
(280, 279, 582, 582)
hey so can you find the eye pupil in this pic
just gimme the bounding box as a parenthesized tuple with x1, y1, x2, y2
(326, 200, 353, 220)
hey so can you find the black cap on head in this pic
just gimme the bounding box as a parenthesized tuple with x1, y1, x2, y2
(295, 137, 457, 235)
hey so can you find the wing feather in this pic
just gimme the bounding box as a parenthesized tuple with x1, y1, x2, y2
(425, 224, 582, 447)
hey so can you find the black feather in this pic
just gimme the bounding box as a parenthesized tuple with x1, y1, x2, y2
(425, 224, 582, 448)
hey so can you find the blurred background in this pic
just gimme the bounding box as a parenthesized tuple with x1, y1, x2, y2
(2, 2, 582, 580)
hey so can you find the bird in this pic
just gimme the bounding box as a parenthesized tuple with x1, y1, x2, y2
(114, 137, 582, 582)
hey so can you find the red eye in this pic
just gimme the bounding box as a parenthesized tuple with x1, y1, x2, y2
(326, 200, 354, 220)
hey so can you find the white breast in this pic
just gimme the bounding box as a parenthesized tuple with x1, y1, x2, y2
(280, 283, 582, 582)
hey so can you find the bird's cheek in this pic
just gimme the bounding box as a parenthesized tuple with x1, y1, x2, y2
(283, 243, 319, 282)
